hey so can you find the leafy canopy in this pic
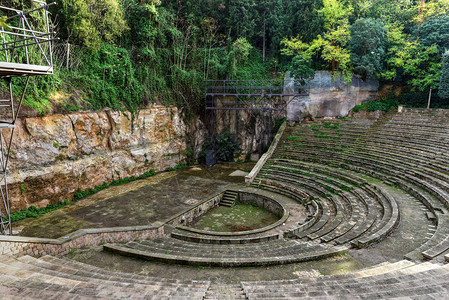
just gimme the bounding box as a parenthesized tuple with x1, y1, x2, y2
(58, 0, 128, 50)
(349, 18, 386, 80)
(282, 0, 353, 81)
(439, 51, 449, 99)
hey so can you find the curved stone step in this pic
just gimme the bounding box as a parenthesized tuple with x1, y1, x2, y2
(242, 263, 449, 299)
(0, 255, 209, 299)
(103, 238, 348, 267)
(295, 198, 331, 239)
(170, 227, 281, 244)
(355, 185, 400, 248)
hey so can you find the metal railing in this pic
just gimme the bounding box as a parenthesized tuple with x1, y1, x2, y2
(0, 0, 56, 76)
(205, 79, 309, 111)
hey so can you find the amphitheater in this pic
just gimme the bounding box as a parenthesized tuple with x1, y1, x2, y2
(1, 107, 449, 299)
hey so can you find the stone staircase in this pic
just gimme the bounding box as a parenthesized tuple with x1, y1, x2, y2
(219, 190, 239, 207)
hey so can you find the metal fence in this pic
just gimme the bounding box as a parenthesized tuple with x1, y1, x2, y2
(52, 42, 85, 72)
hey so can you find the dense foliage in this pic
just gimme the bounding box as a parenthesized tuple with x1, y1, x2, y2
(439, 51, 449, 99)
(1, 0, 448, 113)
(199, 130, 241, 163)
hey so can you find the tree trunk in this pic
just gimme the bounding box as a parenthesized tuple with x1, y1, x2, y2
(263, 13, 266, 62)
(418, 0, 426, 30)
(427, 87, 432, 109)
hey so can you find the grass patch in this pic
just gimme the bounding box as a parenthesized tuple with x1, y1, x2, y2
(191, 203, 279, 232)
(165, 163, 188, 172)
(10, 200, 74, 223)
(339, 184, 354, 191)
(323, 122, 339, 130)
(286, 136, 301, 141)
(315, 132, 329, 139)
(324, 186, 339, 195)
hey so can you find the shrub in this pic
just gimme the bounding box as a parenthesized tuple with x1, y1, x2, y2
(199, 129, 241, 163)
(353, 95, 399, 112)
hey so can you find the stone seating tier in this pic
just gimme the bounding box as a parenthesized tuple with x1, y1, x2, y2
(0, 255, 210, 299)
(242, 262, 449, 299)
(263, 159, 399, 247)
(263, 112, 449, 260)
(103, 238, 348, 267)
(258, 164, 398, 247)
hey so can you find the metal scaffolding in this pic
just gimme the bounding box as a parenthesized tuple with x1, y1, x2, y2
(0, 0, 55, 235)
(204, 79, 308, 160)
(205, 79, 308, 111)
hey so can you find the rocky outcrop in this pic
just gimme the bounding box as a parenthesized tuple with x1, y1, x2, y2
(286, 71, 379, 122)
(185, 108, 283, 162)
(6, 106, 186, 211)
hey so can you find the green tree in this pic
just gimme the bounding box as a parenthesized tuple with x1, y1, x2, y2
(362, 0, 416, 27)
(282, 0, 353, 81)
(229, 37, 253, 76)
(0, 16, 9, 29)
(350, 18, 386, 80)
(286, 0, 324, 43)
(122, 0, 161, 49)
(439, 51, 449, 99)
(381, 22, 442, 93)
(265, 0, 290, 57)
(415, 0, 449, 24)
(55, 0, 128, 50)
(227, 0, 258, 41)
(401, 43, 442, 93)
(416, 15, 449, 52)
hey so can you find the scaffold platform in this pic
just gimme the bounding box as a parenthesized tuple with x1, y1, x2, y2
(0, 0, 55, 235)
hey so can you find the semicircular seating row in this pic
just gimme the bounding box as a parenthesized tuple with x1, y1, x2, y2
(1, 108, 449, 299)
(103, 108, 449, 267)
(255, 108, 449, 261)
(0, 254, 449, 299)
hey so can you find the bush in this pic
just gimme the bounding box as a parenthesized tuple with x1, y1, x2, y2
(199, 129, 241, 163)
(353, 95, 399, 112)
(73, 43, 144, 112)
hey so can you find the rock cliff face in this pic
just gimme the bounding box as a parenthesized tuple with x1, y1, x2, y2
(6, 100, 284, 212)
(185, 109, 283, 161)
(213, 109, 282, 157)
(6, 106, 186, 211)
(286, 71, 379, 122)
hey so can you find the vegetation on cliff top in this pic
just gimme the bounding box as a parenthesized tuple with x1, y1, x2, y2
(2, 0, 449, 114)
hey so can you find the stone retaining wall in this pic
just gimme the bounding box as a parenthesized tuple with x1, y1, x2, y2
(0, 223, 163, 257)
(239, 192, 284, 217)
(166, 193, 223, 227)
(286, 71, 379, 122)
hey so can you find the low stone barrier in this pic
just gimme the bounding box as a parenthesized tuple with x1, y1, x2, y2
(165, 193, 223, 227)
(245, 121, 287, 184)
(0, 223, 163, 257)
(176, 188, 290, 237)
